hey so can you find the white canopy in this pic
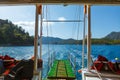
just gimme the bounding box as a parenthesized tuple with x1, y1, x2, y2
(0, 0, 120, 5)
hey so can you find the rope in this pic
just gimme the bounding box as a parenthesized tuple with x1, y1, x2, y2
(40, 6, 43, 59)
(48, 7, 55, 65)
(45, 5, 51, 73)
(82, 5, 86, 68)
(46, 5, 49, 63)
(69, 6, 82, 74)
(76, 6, 81, 41)
(71, 5, 79, 40)
(91, 56, 103, 80)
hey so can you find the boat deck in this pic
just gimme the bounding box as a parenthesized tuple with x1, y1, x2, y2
(47, 60, 75, 80)
(82, 68, 120, 80)
(0, 76, 4, 80)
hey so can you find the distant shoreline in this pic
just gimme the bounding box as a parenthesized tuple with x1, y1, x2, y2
(0, 43, 120, 47)
(0, 44, 34, 46)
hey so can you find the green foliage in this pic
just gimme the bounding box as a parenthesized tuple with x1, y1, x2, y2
(0, 19, 34, 45)
(92, 38, 120, 45)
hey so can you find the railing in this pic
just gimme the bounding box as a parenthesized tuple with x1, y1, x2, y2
(69, 53, 76, 73)
(47, 51, 55, 74)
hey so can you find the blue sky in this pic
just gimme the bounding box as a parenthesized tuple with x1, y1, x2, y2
(0, 5, 120, 39)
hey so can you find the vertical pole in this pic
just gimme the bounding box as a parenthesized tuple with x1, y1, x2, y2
(39, 4, 42, 80)
(34, 4, 39, 74)
(87, 5, 91, 71)
(82, 5, 87, 69)
(40, 10, 42, 59)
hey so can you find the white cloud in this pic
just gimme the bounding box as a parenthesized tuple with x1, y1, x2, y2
(14, 21, 35, 36)
(58, 17, 66, 21)
(13, 20, 54, 36)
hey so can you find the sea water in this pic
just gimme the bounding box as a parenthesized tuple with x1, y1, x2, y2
(0, 44, 120, 80)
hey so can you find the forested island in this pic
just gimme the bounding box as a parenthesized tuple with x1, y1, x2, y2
(41, 31, 120, 45)
(0, 19, 34, 46)
(40, 31, 120, 45)
(0, 19, 120, 45)
(41, 36, 120, 45)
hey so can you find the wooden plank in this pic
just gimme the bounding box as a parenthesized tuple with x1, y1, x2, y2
(65, 60, 76, 79)
(0, 0, 120, 5)
(47, 60, 58, 78)
(57, 60, 67, 78)
(47, 60, 75, 79)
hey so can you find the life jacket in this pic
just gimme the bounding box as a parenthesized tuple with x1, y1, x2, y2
(0, 55, 4, 59)
(91, 55, 108, 71)
(97, 55, 108, 61)
(108, 62, 120, 74)
(3, 55, 15, 69)
(4, 59, 34, 80)
(92, 55, 120, 74)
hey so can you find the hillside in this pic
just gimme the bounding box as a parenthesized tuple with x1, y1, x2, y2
(92, 31, 120, 44)
(42, 36, 62, 44)
(41, 37, 81, 44)
(104, 31, 120, 40)
(0, 19, 34, 45)
(41, 31, 120, 45)
(0, 19, 120, 45)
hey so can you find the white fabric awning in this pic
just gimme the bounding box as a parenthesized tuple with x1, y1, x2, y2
(0, 0, 120, 5)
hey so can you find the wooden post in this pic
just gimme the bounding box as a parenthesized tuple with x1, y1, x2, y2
(34, 4, 39, 74)
(38, 4, 43, 80)
(39, 5, 42, 59)
(87, 5, 91, 71)
(82, 5, 87, 68)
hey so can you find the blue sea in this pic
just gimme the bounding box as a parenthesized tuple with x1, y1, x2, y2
(0, 44, 120, 80)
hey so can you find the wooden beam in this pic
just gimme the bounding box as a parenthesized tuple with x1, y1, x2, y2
(87, 5, 91, 71)
(0, 0, 120, 5)
(34, 4, 39, 74)
(43, 20, 83, 22)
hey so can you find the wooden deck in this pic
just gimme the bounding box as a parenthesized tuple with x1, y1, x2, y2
(82, 68, 120, 80)
(0, 76, 4, 80)
(47, 60, 75, 80)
